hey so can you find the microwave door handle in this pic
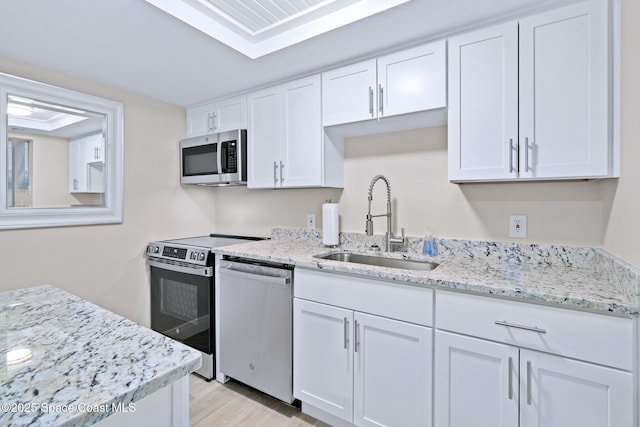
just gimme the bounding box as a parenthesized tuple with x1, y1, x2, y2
(220, 142, 227, 172)
(217, 142, 223, 176)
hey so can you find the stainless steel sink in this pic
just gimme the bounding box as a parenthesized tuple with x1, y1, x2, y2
(314, 252, 439, 271)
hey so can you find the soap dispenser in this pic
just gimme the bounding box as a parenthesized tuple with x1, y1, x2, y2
(422, 234, 436, 257)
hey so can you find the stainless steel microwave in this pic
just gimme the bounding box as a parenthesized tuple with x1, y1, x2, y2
(180, 129, 247, 186)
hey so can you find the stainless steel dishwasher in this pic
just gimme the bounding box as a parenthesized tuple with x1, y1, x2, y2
(218, 257, 294, 403)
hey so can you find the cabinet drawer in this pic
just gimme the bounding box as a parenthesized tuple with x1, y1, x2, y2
(295, 268, 433, 327)
(436, 291, 633, 371)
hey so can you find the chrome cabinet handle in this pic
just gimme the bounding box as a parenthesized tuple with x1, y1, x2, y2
(378, 84, 384, 116)
(369, 87, 374, 116)
(527, 360, 532, 405)
(354, 320, 360, 353)
(495, 320, 547, 334)
(508, 356, 513, 400)
(273, 161, 278, 185)
(208, 112, 214, 133)
(212, 112, 218, 131)
(279, 161, 284, 184)
(509, 139, 518, 173)
(524, 137, 531, 172)
(343, 317, 348, 350)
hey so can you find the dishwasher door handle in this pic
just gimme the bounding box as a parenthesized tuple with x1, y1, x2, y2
(219, 266, 290, 286)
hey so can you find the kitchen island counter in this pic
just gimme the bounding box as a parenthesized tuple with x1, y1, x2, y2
(216, 233, 640, 317)
(0, 285, 201, 427)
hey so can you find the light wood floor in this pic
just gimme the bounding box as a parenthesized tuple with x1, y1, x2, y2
(190, 374, 330, 427)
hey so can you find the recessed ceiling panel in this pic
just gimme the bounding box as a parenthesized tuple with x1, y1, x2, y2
(144, 0, 412, 58)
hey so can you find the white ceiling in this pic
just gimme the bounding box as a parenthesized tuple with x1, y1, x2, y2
(0, 0, 568, 107)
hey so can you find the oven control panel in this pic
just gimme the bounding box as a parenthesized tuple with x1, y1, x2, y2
(146, 242, 210, 266)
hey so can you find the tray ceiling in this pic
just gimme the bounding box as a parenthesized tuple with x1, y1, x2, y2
(144, 0, 412, 58)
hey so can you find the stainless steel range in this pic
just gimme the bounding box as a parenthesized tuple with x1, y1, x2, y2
(145, 234, 261, 380)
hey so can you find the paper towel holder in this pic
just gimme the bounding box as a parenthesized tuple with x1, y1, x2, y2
(322, 199, 340, 248)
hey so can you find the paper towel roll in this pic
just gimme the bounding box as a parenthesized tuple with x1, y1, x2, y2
(322, 202, 339, 246)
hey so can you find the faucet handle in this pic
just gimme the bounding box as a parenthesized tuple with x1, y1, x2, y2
(399, 228, 408, 250)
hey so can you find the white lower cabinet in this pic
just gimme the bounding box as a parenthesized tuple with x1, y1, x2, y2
(353, 312, 431, 427)
(293, 299, 354, 421)
(293, 269, 433, 427)
(520, 349, 633, 427)
(435, 331, 519, 427)
(435, 291, 635, 427)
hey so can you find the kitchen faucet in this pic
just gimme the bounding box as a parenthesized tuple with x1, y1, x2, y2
(365, 174, 407, 252)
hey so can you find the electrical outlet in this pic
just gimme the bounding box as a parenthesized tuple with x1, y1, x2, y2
(307, 213, 316, 230)
(509, 215, 527, 238)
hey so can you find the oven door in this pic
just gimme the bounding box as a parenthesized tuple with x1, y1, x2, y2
(148, 261, 214, 354)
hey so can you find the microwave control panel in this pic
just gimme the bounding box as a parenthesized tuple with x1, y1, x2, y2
(221, 141, 237, 173)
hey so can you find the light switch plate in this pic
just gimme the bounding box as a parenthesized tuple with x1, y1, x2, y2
(509, 215, 527, 238)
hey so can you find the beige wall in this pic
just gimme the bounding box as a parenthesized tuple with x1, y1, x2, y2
(212, 126, 606, 247)
(0, 55, 218, 325)
(601, 0, 640, 267)
(31, 133, 72, 207)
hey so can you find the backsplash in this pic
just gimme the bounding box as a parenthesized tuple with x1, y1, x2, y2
(271, 227, 640, 299)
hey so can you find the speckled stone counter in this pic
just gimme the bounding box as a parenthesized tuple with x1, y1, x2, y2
(216, 229, 640, 316)
(0, 285, 201, 427)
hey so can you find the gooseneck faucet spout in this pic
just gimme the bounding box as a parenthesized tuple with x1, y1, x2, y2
(365, 175, 406, 252)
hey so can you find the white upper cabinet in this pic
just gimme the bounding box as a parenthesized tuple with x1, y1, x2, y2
(247, 86, 280, 189)
(281, 76, 323, 187)
(69, 133, 105, 193)
(247, 74, 343, 189)
(448, 23, 519, 181)
(322, 40, 447, 127)
(449, 0, 614, 182)
(518, 1, 610, 179)
(377, 42, 447, 118)
(322, 59, 377, 126)
(186, 95, 247, 137)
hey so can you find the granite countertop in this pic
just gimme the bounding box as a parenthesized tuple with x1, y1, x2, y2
(216, 235, 640, 316)
(0, 285, 201, 427)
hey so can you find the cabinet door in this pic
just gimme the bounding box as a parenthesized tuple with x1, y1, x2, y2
(85, 133, 105, 163)
(69, 139, 86, 192)
(186, 102, 215, 137)
(212, 95, 247, 133)
(448, 22, 519, 182)
(434, 331, 519, 427)
(247, 87, 280, 189)
(520, 349, 633, 427)
(377, 40, 446, 118)
(354, 312, 432, 427)
(322, 59, 377, 126)
(281, 75, 322, 188)
(293, 299, 353, 422)
(519, 1, 609, 178)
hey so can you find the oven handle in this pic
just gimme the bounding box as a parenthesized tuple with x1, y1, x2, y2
(146, 259, 213, 277)
(219, 264, 290, 286)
